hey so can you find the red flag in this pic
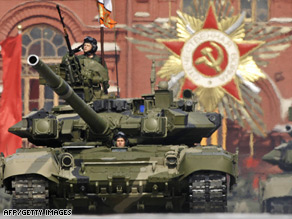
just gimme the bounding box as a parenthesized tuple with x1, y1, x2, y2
(243, 156, 260, 168)
(0, 34, 22, 156)
(97, 0, 117, 28)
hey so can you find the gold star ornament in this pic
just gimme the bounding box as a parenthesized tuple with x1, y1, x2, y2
(157, 3, 264, 112)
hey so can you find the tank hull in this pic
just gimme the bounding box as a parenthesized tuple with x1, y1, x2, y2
(1, 145, 238, 213)
(259, 173, 292, 214)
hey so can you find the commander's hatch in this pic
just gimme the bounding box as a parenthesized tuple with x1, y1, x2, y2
(52, 105, 74, 113)
(132, 98, 145, 115)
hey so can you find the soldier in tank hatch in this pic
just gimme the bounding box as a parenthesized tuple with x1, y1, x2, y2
(59, 36, 110, 101)
(113, 131, 128, 148)
(78, 36, 110, 90)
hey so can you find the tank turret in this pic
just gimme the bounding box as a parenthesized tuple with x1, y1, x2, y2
(9, 55, 221, 147)
(259, 118, 292, 213)
(27, 55, 109, 136)
(262, 125, 292, 171)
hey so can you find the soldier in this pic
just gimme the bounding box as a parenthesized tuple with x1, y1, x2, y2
(60, 36, 110, 101)
(113, 132, 128, 148)
(78, 36, 110, 91)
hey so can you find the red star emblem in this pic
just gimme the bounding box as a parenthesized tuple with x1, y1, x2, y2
(159, 4, 263, 102)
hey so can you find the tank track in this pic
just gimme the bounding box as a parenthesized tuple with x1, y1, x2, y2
(263, 197, 292, 213)
(189, 171, 227, 212)
(11, 175, 49, 209)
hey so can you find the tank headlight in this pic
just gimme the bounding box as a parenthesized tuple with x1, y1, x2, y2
(165, 152, 177, 168)
(60, 153, 74, 169)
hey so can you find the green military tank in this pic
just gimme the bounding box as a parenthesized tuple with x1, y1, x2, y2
(259, 122, 292, 214)
(0, 54, 238, 213)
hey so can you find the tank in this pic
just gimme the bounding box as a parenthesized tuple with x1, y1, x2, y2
(259, 122, 292, 213)
(0, 54, 238, 213)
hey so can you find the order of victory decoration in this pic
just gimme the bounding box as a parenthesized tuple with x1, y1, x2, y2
(126, 1, 292, 136)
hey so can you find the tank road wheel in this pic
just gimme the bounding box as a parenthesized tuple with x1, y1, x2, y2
(11, 175, 49, 209)
(188, 171, 227, 213)
(264, 197, 292, 214)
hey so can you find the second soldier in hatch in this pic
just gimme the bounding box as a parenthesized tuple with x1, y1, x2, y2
(113, 132, 128, 148)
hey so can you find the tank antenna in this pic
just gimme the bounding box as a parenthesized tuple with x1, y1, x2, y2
(150, 60, 156, 94)
(114, 27, 120, 98)
(100, 25, 108, 94)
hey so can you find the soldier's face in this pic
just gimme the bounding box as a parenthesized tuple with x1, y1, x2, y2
(116, 137, 125, 147)
(83, 43, 93, 52)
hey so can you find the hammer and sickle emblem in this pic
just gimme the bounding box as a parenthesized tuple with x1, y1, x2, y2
(195, 42, 224, 73)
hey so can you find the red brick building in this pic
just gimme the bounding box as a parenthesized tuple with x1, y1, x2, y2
(0, 0, 292, 176)
(0, 0, 181, 103)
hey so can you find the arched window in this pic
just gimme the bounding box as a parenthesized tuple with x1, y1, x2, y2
(240, 0, 269, 22)
(21, 25, 67, 115)
(22, 26, 67, 57)
(182, 0, 269, 23)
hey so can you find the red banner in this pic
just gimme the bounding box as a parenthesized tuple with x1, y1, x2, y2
(0, 34, 22, 156)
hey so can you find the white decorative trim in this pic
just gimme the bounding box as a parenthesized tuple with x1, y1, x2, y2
(269, 17, 292, 23)
(154, 17, 170, 23)
(98, 42, 120, 52)
(115, 24, 127, 28)
(72, 42, 120, 52)
(134, 12, 150, 18)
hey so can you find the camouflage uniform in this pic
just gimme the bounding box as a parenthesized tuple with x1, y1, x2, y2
(77, 54, 109, 88)
(59, 40, 110, 101)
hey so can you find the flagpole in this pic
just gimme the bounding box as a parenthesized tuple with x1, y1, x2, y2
(100, 24, 105, 67)
(100, 24, 108, 94)
(97, 0, 117, 95)
(114, 27, 120, 98)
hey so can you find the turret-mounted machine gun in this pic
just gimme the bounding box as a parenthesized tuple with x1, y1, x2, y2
(56, 5, 83, 85)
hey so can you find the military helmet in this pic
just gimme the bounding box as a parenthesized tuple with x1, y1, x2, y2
(113, 131, 129, 146)
(83, 36, 98, 53)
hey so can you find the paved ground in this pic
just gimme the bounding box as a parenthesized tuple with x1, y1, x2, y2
(1, 213, 292, 219)
(0, 178, 291, 218)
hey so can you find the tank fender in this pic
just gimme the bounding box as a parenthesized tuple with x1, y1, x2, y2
(0, 153, 4, 187)
(260, 174, 292, 201)
(3, 150, 59, 184)
(178, 146, 238, 185)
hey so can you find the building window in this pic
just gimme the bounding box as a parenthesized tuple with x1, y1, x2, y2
(21, 25, 67, 148)
(22, 26, 67, 58)
(181, 0, 269, 23)
(182, 0, 209, 18)
(240, 0, 269, 22)
(22, 25, 67, 115)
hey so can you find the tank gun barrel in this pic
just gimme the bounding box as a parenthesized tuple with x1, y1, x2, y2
(285, 124, 292, 137)
(27, 55, 108, 135)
